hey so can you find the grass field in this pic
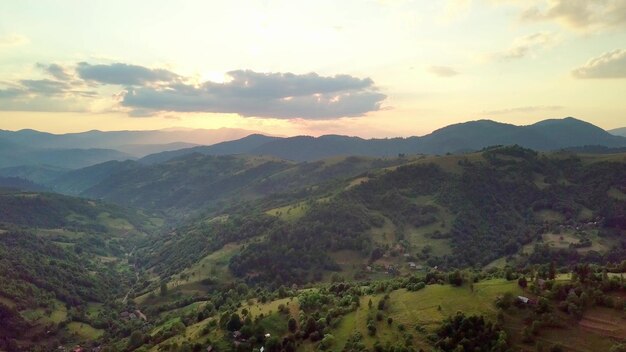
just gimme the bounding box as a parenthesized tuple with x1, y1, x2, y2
(97, 212, 135, 234)
(66, 322, 104, 340)
(86, 302, 103, 319)
(369, 218, 397, 246)
(20, 300, 67, 325)
(346, 176, 370, 190)
(0, 295, 16, 308)
(504, 306, 620, 352)
(607, 187, 626, 200)
(405, 226, 452, 257)
(535, 209, 565, 223)
(541, 231, 614, 253)
(266, 202, 308, 221)
(136, 242, 242, 305)
(393, 153, 486, 175)
(241, 297, 296, 317)
(180, 243, 240, 283)
(327, 250, 367, 281)
(329, 279, 521, 351)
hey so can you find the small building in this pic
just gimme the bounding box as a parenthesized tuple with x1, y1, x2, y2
(517, 296, 536, 305)
(206, 346, 213, 352)
(408, 262, 417, 269)
(135, 309, 147, 321)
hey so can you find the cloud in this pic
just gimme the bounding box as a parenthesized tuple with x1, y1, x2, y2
(496, 32, 554, 60)
(0, 34, 29, 48)
(1, 62, 386, 119)
(37, 63, 73, 81)
(482, 105, 563, 115)
(121, 70, 386, 119)
(520, 0, 626, 31)
(76, 62, 180, 85)
(0, 88, 23, 99)
(428, 66, 460, 77)
(19, 79, 72, 96)
(572, 49, 626, 78)
(0, 75, 96, 112)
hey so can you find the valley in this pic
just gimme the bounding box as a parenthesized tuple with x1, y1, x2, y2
(1, 120, 625, 352)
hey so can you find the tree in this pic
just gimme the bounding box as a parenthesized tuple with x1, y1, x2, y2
(367, 322, 377, 336)
(226, 313, 242, 331)
(288, 317, 297, 333)
(265, 336, 281, 352)
(550, 344, 565, 352)
(548, 262, 556, 280)
(160, 282, 168, 297)
(609, 344, 626, 352)
(518, 276, 528, 288)
(496, 292, 515, 310)
(448, 270, 463, 286)
(320, 334, 335, 350)
(305, 316, 317, 335)
(377, 299, 385, 310)
(128, 331, 144, 349)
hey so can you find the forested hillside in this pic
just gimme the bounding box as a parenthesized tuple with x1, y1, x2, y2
(74, 154, 408, 218)
(0, 190, 162, 351)
(138, 147, 626, 290)
(2, 147, 625, 351)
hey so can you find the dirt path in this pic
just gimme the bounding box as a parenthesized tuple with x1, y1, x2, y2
(121, 246, 139, 304)
(579, 313, 626, 339)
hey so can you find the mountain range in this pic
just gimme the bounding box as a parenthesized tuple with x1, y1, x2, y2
(0, 127, 260, 153)
(1, 117, 625, 180)
(0, 127, 260, 169)
(610, 127, 626, 137)
(142, 117, 626, 163)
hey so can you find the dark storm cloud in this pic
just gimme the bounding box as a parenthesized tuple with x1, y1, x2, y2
(121, 70, 386, 119)
(76, 62, 180, 86)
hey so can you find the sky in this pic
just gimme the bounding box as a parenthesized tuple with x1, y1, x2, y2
(0, 0, 625, 137)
